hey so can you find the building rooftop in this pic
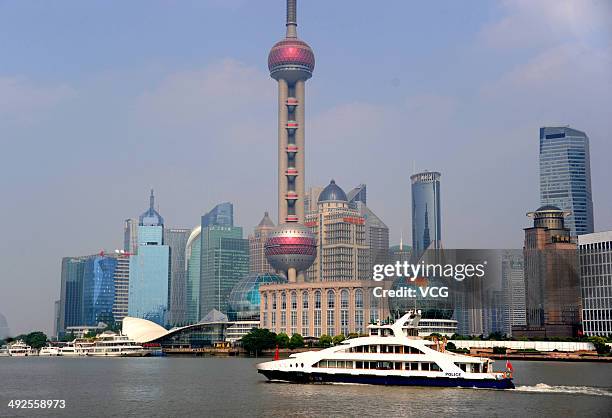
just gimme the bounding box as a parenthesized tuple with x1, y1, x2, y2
(318, 179, 347, 203)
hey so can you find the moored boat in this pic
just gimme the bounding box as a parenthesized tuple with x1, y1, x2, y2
(39, 346, 60, 356)
(87, 332, 150, 357)
(257, 311, 514, 390)
(7, 340, 33, 357)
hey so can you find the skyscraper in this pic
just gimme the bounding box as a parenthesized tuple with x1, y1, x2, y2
(305, 180, 369, 282)
(184, 226, 201, 323)
(347, 184, 367, 206)
(249, 212, 276, 274)
(165, 227, 191, 326)
(128, 190, 170, 326)
(82, 253, 118, 326)
(201, 202, 233, 228)
(578, 231, 612, 336)
(112, 252, 130, 324)
(517, 205, 581, 337)
(123, 218, 138, 255)
(502, 250, 526, 334)
(540, 126, 594, 236)
(411, 171, 442, 259)
(199, 225, 249, 318)
(58, 256, 87, 334)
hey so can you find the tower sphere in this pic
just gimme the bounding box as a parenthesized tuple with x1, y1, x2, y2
(268, 38, 315, 82)
(264, 223, 316, 273)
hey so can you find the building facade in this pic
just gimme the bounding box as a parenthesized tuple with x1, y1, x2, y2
(517, 205, 581, 337)
(411, 171, 442, 259)
(123, 218, 138, 255)
(165, 227, 191, 326)
(58, 256, 87, 334)
(260, 280, 391, 338)
(202, 202, 233, 228)
(540, 126, 594, 236)
(112, 253, 130, 324)
(249, 212, 276, 274)
(128, 191, 170, 326)
(578, 231, 612, 336)
(502, 250, 526, 334)
(305, 180, 370, 282)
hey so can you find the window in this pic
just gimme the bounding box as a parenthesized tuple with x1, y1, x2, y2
(408, 347, 423, 355)
(421, 363, 430, 371)
(263, 294, 268, 310)
(315, 291, 321, 309)
(431, 363, 441, 372)
(302, 291, 309, 309)
(281, 311, 286, 327)
(327, 290, 335, 309)
(281, 292, 287, 310)
(341, 289, 349, 309)
(272, 293, 277, 310)
(291, 292, 297, 310)
(355, 289, 363, 309)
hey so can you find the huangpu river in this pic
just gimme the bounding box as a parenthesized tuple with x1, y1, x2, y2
(1, 357, 610, 417)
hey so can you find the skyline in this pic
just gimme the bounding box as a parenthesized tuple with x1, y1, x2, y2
(1, 0, 611, 335)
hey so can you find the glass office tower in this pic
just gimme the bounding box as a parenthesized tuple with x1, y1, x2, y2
(59, 256, 87, 334)
(82, 254, 118, 326)
(540, 126, 594, 236)
(199, 225, 249, 318)
(165, 228, 191, 326)
(201, 202, 234, 228)
(128, 191, 171, 326)
(411, 171, 442, 259)
(185, 226, 202, 323)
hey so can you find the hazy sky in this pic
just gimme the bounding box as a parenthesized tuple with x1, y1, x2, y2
(1, 0, 610, 335)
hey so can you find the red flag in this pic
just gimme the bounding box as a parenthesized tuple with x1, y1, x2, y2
(274, 345, 279, 361)
(506, 360, 513, 372)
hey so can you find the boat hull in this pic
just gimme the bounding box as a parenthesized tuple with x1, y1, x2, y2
(258, 370, 515, 390)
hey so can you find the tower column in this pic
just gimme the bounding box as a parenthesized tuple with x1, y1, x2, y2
(295, 79, 306, 224)
(278, 79, 289, 223)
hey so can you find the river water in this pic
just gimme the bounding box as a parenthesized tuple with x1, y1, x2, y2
(0, 358, 610, 417)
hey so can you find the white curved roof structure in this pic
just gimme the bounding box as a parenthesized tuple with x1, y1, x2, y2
(122, 317, 170, 343)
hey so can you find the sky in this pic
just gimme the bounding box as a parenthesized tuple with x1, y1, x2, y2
(0, 0, 610, 335)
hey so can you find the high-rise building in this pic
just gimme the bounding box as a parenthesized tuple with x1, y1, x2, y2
(353, 199, 389, 271)
(578, 231, 612, 336)
(305, 180, 369, 282)
(185, 226, 202, 323)
(304, 187, 323, 215)
(411, 171, 441, 259)
(58, 256, 87, 334)
(199, 225, 249, 318)
(82, 253, 118, 326)
(540, 126, 594, 236)
(128, 190, 170, 326)
(123, 218, 138, 255)
(165, 227, 191, 326)
(112, 253, 130, 324)
(516, 205, 581, 337)
(202, 202, 233, 228)
(249, 212, 276, 274)
(347, 184, 367, 206)
(502, 250, 526, 334)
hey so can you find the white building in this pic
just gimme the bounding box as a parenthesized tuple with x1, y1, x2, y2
(579, 231, 612, 336)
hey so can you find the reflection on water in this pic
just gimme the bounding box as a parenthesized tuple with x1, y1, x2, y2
(0, 358, 610, 417)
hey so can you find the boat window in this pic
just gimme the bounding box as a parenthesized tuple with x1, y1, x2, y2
(421, 362, 430, 371)
(370, 329, 379, 336)
(328, 360, 337, 368)
(408, 347, 423, 355)
(356, 361, 363, 369)
(456, 363, 466, 372)
(369, 361, 377, 369)
(395, 346, 403, 354)
(394, 362, 401, 370)
(474, 364, 481, 373)
(431, 363, 441, 371)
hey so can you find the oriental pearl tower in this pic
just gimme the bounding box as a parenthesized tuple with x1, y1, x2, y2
(264, 0, 316, 283)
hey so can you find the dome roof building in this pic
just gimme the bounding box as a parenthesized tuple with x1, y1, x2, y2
(317, 180, 348, 204)
(227, 273, 287, 321)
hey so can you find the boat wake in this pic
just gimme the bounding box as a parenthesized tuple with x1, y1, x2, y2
(514, 383, 612, 397)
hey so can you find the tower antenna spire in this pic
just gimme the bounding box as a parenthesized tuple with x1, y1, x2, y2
(286, 0, 297, 38)
(149, 189, 155, 210)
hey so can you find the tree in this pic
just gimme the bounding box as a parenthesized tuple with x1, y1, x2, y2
(446, 341, 457, 351)
(332, 334, 345, 345)
(588, 336, 611, 355)
(276, 332, 290, 348)
(319, 335, 332, 347)
(289, 333, 304, 349)
(347, 332, 359, 339)
(241, 328, 277, 356)
(24, 331, 48, 350)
